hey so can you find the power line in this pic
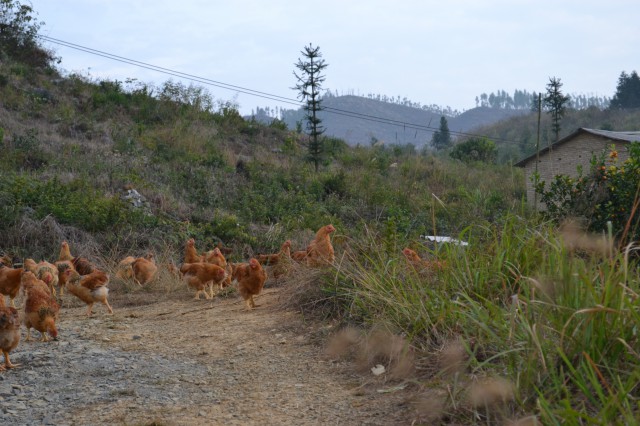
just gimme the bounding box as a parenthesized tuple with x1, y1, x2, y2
(38, 35, 522, 145)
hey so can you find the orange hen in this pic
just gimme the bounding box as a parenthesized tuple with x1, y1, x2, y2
(306, 224, 336, 267)
(236, 258, 267, 310)
(22, 272, 60, 342)
(115, 256, 136, 280)
(0, 264, 24, 308)
(180, 262, 226, 300)
(131, 253, 158, 286)
(63, 268, 113, 316)
(257, 240, 291, 266)
(184, 238, 204, 264)
(0, 296, 21, 371)
(402, 248, 446, 273)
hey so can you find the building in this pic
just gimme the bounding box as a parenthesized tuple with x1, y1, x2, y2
(515, 128, 640, 206)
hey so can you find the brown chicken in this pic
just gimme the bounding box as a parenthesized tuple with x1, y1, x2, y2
(215, 241, 234, 256)
(71, 256, 96, 275)
(257, 240, 291, 266)
(21, 270, 51, 294)
(0, 264, 24, 308)
(58, 241, 74, 262)
(258, 240, 294, 281)
(306, 224, 336, 267)
(184, 238, 205, 264)
(63, 268, 113, 316)
(54, 260, 75, 296)
(22, 272, 60, 342)
(402, 248, 446, 273)
(24, 259, 59, 296)
(291, 248, 309, 262)
(115, 256, 136, 280)
(131, 253, 158, 286)
(36, 262, 59, 296)
(180, 262, 226, 300)
(0, 296, 20, 371)
(236, 258, 267, 310)
(23, 258, 38, 273)
(58, 240, 96, 275)
(204, 247, 227, 268)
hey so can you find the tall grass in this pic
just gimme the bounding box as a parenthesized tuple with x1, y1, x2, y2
(332, 215, 640, 424)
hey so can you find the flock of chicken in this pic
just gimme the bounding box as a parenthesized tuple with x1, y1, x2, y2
(0, 224, 338, 372)
(0, 223, 447, 374)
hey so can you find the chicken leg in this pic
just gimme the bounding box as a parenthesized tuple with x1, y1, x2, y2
(2, 350, 20, 370)
(103, 300, 114, 314)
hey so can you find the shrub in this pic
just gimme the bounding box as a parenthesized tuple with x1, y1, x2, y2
(450, 137, 497, 163)
(0, 0, 56, 67)
(536, 142, 640, 244)
(0, 174, 143, 232)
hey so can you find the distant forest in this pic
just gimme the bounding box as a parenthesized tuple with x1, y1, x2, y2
(323, 89, 462, 117)
(475, 89, 610, 110)
(252, 88, 612, 123)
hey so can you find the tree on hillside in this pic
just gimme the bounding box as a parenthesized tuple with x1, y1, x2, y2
(293, 43, 328, 172)
(450, 137, 497, 163)
(0, 0, 54, 66)
(609, 70, 640, 109)
(431, 116, 452, 150)
(543, 77, 571, 143)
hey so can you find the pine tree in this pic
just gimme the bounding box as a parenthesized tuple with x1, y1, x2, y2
(543, 77, 571, 143)
(293, 43, 328, 172)
(431, 116, 451, 150)
(610, 70, 640, 109)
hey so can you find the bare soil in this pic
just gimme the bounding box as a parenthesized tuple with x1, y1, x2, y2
(3, 283, 412, 425)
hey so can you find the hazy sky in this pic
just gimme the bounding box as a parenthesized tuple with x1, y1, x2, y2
(29, 0, 640, 115)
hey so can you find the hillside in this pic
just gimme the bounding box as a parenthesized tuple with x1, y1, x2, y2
(470, 105, 640, 163)
(0, 58, 523, 261)
(273, 95, 527, 147)
(2, 4, 639, 424)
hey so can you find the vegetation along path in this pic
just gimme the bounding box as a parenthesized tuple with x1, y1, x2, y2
(1, 286, 409, 425)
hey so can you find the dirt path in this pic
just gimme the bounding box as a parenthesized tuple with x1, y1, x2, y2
(2, 285, 410, 425)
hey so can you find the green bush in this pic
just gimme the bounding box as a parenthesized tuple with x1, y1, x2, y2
(536, 142, 640, 243)
(450, 137, 497, 163)
(0, 174, 143, 232)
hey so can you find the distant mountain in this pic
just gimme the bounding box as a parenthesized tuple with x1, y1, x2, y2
(259, 95, 528, 147)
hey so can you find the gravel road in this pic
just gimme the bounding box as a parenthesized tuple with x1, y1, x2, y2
(0, 286, 410, 425)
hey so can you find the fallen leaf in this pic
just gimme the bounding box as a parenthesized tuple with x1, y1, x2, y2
(371, 364, 386, 376)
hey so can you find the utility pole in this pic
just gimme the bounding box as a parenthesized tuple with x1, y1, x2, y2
(534, 93, 542, 210)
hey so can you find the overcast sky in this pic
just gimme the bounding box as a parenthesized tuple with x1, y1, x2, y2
(29, 0, 640, 115)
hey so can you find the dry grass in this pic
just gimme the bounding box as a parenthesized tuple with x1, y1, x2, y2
(275, 263, 333, 315)
(325, 324, 415, 380)
(2, 216, 101, 263)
